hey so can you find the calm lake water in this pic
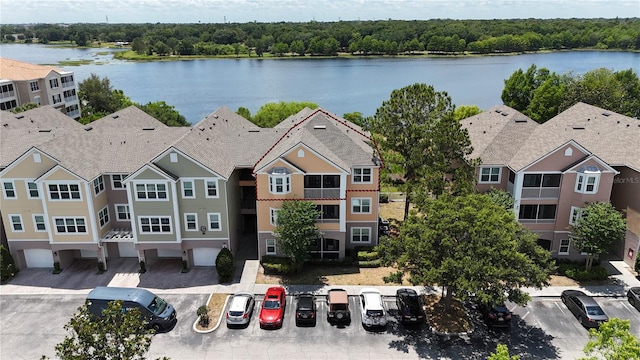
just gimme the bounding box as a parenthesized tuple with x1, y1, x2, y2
(2, 44, 639, 123)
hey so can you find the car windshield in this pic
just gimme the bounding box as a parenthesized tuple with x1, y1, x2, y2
(586, 306, 605, 316)
(263, 300, 280, 309)
(366, 310, 384, 317)
(148, 297, 167, 315)
(493, 304, 508, 312)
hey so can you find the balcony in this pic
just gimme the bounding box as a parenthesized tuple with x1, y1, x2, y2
(64, 95, 78, 103)
(518, 218, 556, 224)
(521, 187, 560, 199)
(304, 188, 340, 199)
(0, 90, 16, 99)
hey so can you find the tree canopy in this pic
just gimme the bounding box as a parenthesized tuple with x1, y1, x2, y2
(378, 193, 554, 311)
(570, 202, 627, 271)
(502, 65, 640, 122)
(580, 318, 640, 360)
(273, 200, 321, 269)
(488, 344, 521, 360)
(44, 300, 164, 360)
(242, 101, 319, 128)
(368, 83, 477, 220)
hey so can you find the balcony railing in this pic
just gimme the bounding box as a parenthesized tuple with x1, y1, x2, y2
(315, 218, 339, 224)
(62, 82, 75, 88)
(521, 187, 560, 199)
(518, 218, 556, 224)
(0, 91, 16, 99)
(64, 95, 78, 103)
(304, 188, 340, 199)
(66, 109, 80, 118)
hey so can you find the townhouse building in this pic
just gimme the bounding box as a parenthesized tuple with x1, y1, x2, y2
(0, 57, 81, 120)
(461, 102, 640, 267)
(0, 105, 383, 270)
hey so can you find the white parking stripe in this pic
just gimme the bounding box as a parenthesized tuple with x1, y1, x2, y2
(555, 301, 567, 315)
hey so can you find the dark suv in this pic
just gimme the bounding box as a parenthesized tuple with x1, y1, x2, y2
(480, 302, 512, 328)
(396, 288, 426, 325)
(295, 293, 316, 326)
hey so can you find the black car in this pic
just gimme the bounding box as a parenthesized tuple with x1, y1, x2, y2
(561, 290, 608, 328)
(396, 288, 426, 325)
(627, 287, 640, 311)
(295, 293, 316, 326)
(480, 302, 512, 328)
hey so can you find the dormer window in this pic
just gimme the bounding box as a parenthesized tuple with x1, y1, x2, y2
(268, 167, 291, 194)
(575, 166, 600, 194)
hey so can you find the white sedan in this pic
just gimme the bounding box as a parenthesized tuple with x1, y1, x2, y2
(358, 288, 387, 328)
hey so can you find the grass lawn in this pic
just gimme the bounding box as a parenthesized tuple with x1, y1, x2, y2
(256, 264, 413, 286)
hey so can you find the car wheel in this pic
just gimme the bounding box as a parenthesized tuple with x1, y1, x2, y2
(577, 316, 583, 325)
(152, 324, 162, 332)
(561, 296, 566, 304)
(630, 296, 636, 306)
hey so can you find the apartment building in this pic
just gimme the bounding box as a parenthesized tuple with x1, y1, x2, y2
(462, 102, 640, 267)
(0, 105, 382, 269)
(0, 57, 81, 120)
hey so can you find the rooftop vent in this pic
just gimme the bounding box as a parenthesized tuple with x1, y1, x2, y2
(514, 119, 528, 123)
(602, 112, 611, 117)
(142, 127, 155, 131)
(501, 112, 509, 116)
(15, 115, 24, 119)
(495, 109, 502, 113)
(248, 129, 260, 132)
(112, 115, 119, 119)
(84, 126, 93, 131)
(213, 114, 218, 118)
(313, 125, 326, 129)
(572, 126, 585, 130)
(2, 123, 8, 127)
(39, 129, 52, 133)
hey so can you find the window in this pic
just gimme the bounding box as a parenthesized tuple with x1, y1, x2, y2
(170, 153, 178, 162)
(316, 205, 340, 222)
(575, 167, 600, 194)
(558, 239, 571, 255)
(48, 184, 81, 200)
(569, 206, 583, 225)
(270, 208, 280, 226)
(351, 198, 371, 213)
(269, 175, 291, 194)
(54, 217, 87, 234)
(2, 181, 16, 198)
(34, 96, 41, 105)
(479, 167, 501, 183)
(49, 78, 59, 88)
(266, 239, 277, 255)
(61, 75, 74, 86)
(63, 89, 76, 100)
(206, 180, 218, 197)
(98, 206, 110, 228)
(181, 180, 194, 198)
(139, 216, 172, 234)
(25, 182, 39, 198)
(10, 214, 23, 232)
(208, 213, 221, 231)
(352, 167, 372, 183)
(93, 176, 104, 195)
(111, 174, 127, 189)
(0, 83, 14, 94)
(0, 99, 17, 111)
(523, 174, 561, 188)
(135, 183, 167, 200)
(115, 205, 130, 221)
(30, 81, 39, 92)
(518, 204, 557, 222)
(33, 215, 46, 232)
(351, 227, 371, 243)
(184, 213, 198, 231)
(52, 94, 62, 104)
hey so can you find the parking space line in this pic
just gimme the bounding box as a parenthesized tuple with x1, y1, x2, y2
(554, 301, 567, 315)
(521, 310, 530, 320)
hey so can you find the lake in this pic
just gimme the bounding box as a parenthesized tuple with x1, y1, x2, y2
(2, 44, 639, 123)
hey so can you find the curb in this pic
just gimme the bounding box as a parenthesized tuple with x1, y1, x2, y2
(193, 293, 231, 334)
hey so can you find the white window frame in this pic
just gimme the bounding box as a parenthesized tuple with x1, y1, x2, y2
(270, 208, 280, 226)
(138, 216, 172, 234)
(575, 173, 600, 194)
(93, 176, 105, 195)
(111, 174, 128, 189)
(351, 227, 371, 243)
(268, 175, 291, 194)
(205, 180, 218, 198)
(266, 238, 277, 255)
(49, 78, 59, 89)
(207, 213, 221, 231)
(26, 181, 39, 198)
(9, 214, 24, 232)
(181, 179, 195, 199)
(33, 214, 46, 232)
(352, 167, 373, 184)
(48, 183, 82, 201)
(53, 217, 88, 234)
(2, 181, 16, 199)
(135, 183, 168, 201)
(351, 197, 372, 214)
(30, 81, 39, 92)
(479, 167, 501, 183)
(98, 206, 110, 228)
(34, 96, 41, 105)
(52, 93, 62, 104)
(115, 204, 130, 221)
(569, 206, 583, 226)
(558, 239, 571, 255)
(184, 213, 198, 231)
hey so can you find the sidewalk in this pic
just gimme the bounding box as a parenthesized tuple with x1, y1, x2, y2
(1, 258, 638, 298)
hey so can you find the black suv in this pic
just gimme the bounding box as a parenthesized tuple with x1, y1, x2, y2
(480, 303, 512, 328)
(295, 293, 317, 326)
(396, 288, 426, 325)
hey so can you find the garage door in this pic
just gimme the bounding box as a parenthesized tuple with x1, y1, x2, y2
(193, 248, 220, 266)
(117, 242, 138, 257)
(157, 248, 182, 258)
(24, 249, 54, 268)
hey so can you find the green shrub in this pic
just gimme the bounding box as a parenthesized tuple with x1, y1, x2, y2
(261, 256, 295, 274)
(635, 256, 640, 274)
(379, 194, 389, 203)
(197, 305, 210, 327)
(0, 245, 17, 282)
(564, 266, 609, 281)
(358, 259, 382, 268)
(383, 270, 404, 284)
(215, 247, 235, 282)
(306, 258, 354, 267)
(358, 251, 379, 261)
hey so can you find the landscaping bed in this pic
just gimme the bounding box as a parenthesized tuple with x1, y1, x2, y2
(195, 293, 229, 332)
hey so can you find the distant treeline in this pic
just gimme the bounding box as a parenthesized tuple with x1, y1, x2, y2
(2, 18, 639, 56)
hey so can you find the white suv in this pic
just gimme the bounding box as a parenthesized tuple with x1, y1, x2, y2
(358, 288, 387, 328)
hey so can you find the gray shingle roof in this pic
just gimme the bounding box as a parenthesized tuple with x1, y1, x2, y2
(0, 106, 82, 168)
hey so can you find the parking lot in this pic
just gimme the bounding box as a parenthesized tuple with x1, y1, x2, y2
(2, 292, 640, 360)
